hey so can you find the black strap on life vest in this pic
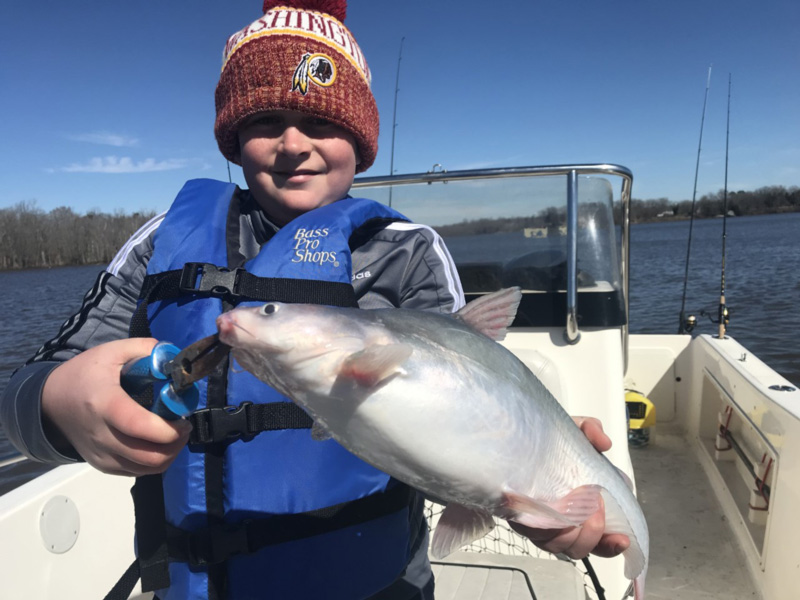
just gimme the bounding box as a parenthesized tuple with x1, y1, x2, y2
(129, 261, 358, 336)
(165, 483, 414, 566)
(107, 484, 418, 600)
(188, 401, 313, 445)
(103, 472, 173, 600)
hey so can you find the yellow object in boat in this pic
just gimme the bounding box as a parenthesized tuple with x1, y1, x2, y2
(626, 390, 656, 429)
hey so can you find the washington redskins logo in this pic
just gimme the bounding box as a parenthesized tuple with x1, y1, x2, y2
(291, 53, 337, 95)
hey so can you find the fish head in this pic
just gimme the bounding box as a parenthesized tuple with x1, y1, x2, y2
(216, 302, 370, 395)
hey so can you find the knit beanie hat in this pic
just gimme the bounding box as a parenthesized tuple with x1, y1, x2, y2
(215, 0, 378, 173)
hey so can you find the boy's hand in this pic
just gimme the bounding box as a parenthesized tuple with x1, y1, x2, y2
(42, 338, 192, 477)
(508, 416, 630, 559)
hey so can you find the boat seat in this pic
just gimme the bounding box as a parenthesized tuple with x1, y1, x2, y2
(431, 552, 585, 600)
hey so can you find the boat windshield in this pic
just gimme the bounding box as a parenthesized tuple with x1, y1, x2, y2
(353, 167, 629, 329)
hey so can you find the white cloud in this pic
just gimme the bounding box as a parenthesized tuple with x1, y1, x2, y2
(56, 156, 187, 174)
(67, 132, 140, 147)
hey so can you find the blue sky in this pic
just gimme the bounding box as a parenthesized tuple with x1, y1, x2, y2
(2, 0, 798, 215)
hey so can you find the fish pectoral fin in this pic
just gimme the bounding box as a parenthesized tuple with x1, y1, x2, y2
(339, 343, 412, 388)
(430, 503, 496, 559)
(454, 287, 522, 341)
(310, 421, 332, 441)
(503, 484, 602, 529)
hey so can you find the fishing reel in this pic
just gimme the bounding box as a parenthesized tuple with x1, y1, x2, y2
(680, 314, 698, 334)
(700, 304, 731, 326)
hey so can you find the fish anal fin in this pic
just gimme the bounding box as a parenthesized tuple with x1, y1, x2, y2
(503, 484, 602, 529)
(553, 484, 603, 522)
(430, 503, 495, 559)
(503, 490, 579, 529)
(339, 343, 412, 387)
(455, 287, 522, 341)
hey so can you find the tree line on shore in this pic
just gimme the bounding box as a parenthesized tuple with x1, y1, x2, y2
(629, 185, 800, 223)
(1, 184, 798, 270)
(0, 201, 155, 270)
(436, 185, 800, 237)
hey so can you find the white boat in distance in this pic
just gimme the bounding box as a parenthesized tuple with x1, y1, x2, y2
(1, 164, 797, 599)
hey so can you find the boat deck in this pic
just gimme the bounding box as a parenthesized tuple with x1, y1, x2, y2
(630, 427, 760, 600)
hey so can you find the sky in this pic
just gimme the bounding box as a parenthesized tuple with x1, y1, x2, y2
(1, 0, 798, 215)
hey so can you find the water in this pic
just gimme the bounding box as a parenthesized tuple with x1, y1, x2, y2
(628, 212, 800, 385)
(0, 265, 103, 488)
(0, 213, 798, 487)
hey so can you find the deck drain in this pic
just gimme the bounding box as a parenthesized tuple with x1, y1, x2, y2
(40, 495, 80, 553)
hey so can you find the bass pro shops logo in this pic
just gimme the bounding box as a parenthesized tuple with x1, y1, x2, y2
(292, 53, 337, 95)
(292, 228, 339, 267)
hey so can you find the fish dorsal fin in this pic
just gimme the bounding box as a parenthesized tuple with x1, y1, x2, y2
(430, 502, 496, 559)
(339, 343, 412, 387)
(455, 287, 522, 341)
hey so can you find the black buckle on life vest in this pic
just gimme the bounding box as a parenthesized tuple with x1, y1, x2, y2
(190, 402, 253, 444)
(182, 520, 254, 566)
(179, 263, 244, 299)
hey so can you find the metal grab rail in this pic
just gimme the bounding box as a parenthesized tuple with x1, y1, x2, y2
(0, 454, 28, 469)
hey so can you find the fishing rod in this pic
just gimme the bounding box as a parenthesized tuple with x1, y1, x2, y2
(388, 36, 405, 208)
(717, 74, 732, 339)
(678, 66, 712, 334)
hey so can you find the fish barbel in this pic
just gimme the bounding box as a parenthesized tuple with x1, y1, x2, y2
(216, 288, 648, 599)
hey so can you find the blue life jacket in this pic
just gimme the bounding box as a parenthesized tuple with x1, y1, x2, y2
(129, 179, 423, 600)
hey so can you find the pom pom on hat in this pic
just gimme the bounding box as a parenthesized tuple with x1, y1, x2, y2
(215, 0, 378, 172)
(262, 0, 347, 22)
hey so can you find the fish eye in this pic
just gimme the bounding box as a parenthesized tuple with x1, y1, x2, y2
(260, 303, 279, 316)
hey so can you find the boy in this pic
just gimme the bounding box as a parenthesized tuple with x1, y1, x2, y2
(1, 1, 625, 598)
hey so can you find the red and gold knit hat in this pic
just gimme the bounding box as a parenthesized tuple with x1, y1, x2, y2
(214, 0, 378, 173)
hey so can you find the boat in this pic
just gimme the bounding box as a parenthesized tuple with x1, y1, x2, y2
(1, 164, 797, 599)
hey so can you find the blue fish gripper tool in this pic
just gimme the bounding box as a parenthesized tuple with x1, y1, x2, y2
(120, 341, 201, 420)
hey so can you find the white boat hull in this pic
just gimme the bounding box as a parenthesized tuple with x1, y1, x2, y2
(0, 463, 148, 599)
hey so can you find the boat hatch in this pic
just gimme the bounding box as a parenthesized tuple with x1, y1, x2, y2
(353, 165, 632, 336)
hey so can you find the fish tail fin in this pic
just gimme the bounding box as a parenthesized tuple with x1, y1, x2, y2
(430, 502, 495, 559)
(633, 568, 647, 600)
(599, 490, 649, 583)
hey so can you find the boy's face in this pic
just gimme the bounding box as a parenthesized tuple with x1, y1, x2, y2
(238, 110, 359, 225)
